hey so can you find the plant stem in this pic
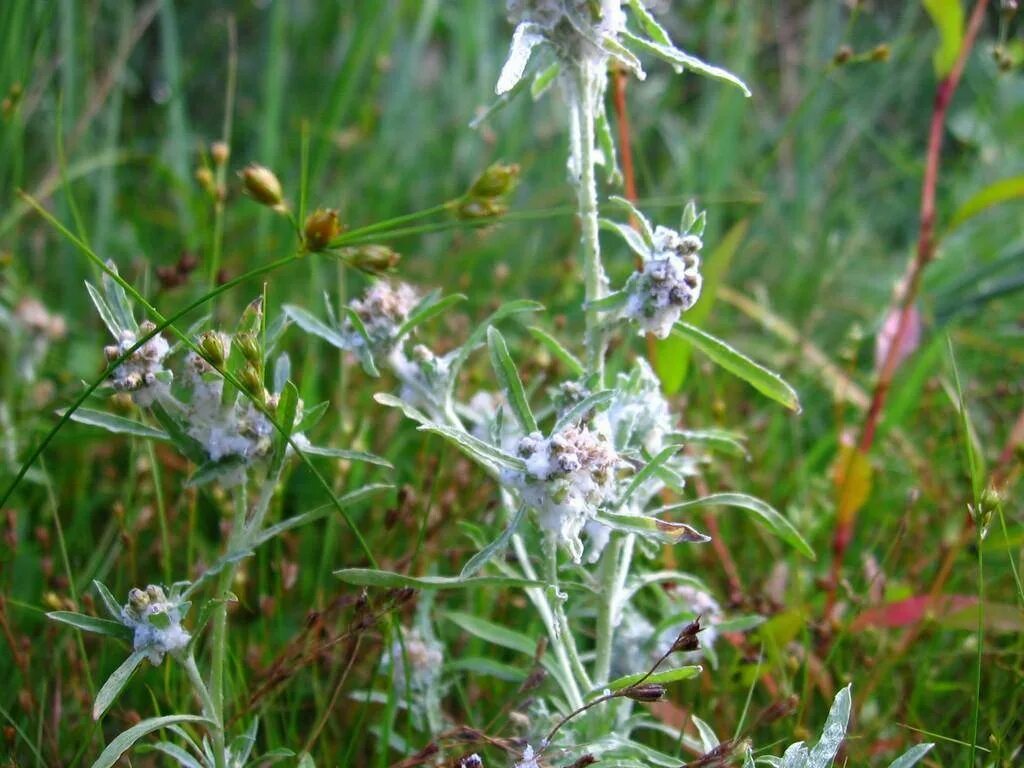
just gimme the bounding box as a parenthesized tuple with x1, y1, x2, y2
(593, 533, 634, 687)
(544, 539, 593, 693)
(181, 652, 218, 727)
(572, 64, 607, 387)
(511, 534, 585, 710)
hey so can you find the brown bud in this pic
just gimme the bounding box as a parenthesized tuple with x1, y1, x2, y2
(303, 208, 343, 252)
(623, 683, 666, 702)
(671, 617, 702, 653)
(456, 197, 508, 220)
(210, 141, 230, 166)
(195, 166, 216, 197)
(239, 163, 285, 209)
(870, 43, 890, 62)
(341, 244, 401, 275)
(567, 756, 597, 768)
(832, 45, 853, 65)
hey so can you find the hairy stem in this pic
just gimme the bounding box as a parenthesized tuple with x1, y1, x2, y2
(545, 539, 593, 693)
(593, 533, 634, 686)
(572, 64, 607, 387)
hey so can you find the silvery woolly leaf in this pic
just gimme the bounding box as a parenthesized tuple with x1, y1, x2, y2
(497, 22, 545, 95)
(93, 650, 147, 720)
(621, 30, 751, 97)
(282, 304, 347, 348)
(62, 408, 168, 441)
(145, 742, 202, 768)
(807, 684, 851, 768)
(886, 744, 934, 768)
(90, 715, 213, 768)
(609, 195, 655, 246)
(599, 218, 650, 259)
(779, 742, 809, 768)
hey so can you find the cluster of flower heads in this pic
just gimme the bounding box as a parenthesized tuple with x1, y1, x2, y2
(622, 226, 703, 339)
(179, 345, 304, 472)
(104, 321, 171, 407)
(504, 423, 618, 563)
(347, 281, 418, 350)
(120, 584, 190, 665)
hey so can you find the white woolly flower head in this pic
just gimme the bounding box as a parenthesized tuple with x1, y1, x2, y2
(503, 423, 618, 563)
(623, 229, 702, 339)
(388, 627, 443, 696)
(514, 744, 541, 768)
(347, 281, 418, 347)
(120, 584, 190, 665)
(103, 321, 171, 406)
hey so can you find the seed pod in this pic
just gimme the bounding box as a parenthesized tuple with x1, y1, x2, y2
(342, 244, 401, 275)
(671, 617, 702, 653)
(468, 161, 520, 198)
(303, 208, 343, 252)
(240, 163, 285, 208)
(198, 331, 229, 367)
(623, 683, 666, 702)
(234, 331, 261, 365)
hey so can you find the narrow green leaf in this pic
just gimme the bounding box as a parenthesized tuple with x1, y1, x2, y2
(527, 326, 585, 376)
(336, 568, 545, 590)
(621, 30, 751, 97)
(101, 262, 138, 334)
(608, 195, 655, 244)
(396, 293, 466, 340)
(93, 651, 147, 720)
(627, 0, 673, 47)
(600, 218, 649, 258)
(584, 290, 630, 312)
(445, 611, 537, 657)
(691, 715, 720, 752)
(531, 60, 561, 100)
(185, 456, 246, 488)
(887, 744, 935, 768)
(283, 304, 347, 348)
(672, 322, 800, 412)
(665, 429, 749, 460)
(605, 665, 702, 693)
(595, 510, 710, 545)
(420, 423, 526, 471)
(552, 390, 616, 434)
(93, 580, 123, 620)
(293, 400, 330, 434)
(269, 381, 299, 475)
(300, 443, 392, 469)
(90, 715, 212, 768)
(85, 281, 125, 339)
(448, 300, 543, 396)
(487, 327, 538, 434)
(150, 402, 207, 464)
(922, 0, 964, 77)
(459, 505, 528, 579)
(253, 485, 393, 547)
(653, 492, 814, 559)
(145, 742, 202, 768)
(949, 175, 1024, 230)
(617, 446, 680, 506)
(47, 611, 132, 641)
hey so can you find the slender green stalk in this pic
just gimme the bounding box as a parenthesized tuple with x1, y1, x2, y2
(146, 441, 172, 585)
(208, 17, 238, 288)
(180, 652, 218, 727)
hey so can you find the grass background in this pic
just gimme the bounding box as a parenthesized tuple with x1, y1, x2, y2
(1, 0, 1022, 765)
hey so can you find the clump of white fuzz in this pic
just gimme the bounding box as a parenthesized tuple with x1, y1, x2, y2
(504, 424, 618, 563)
(104, 321, 171, 406)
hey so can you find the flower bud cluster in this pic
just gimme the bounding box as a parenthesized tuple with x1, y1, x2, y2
(120, 584, 190, 665)
(104, 321, 171, 406)
(504, 424, 618, 563)
(623, 227, 703, 339)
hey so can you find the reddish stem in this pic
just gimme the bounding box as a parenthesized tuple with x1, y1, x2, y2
(827, 0, 990, 612)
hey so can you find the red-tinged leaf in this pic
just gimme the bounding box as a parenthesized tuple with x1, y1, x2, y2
(850, 594, 976, 631)
(874, 304, 921, 375)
